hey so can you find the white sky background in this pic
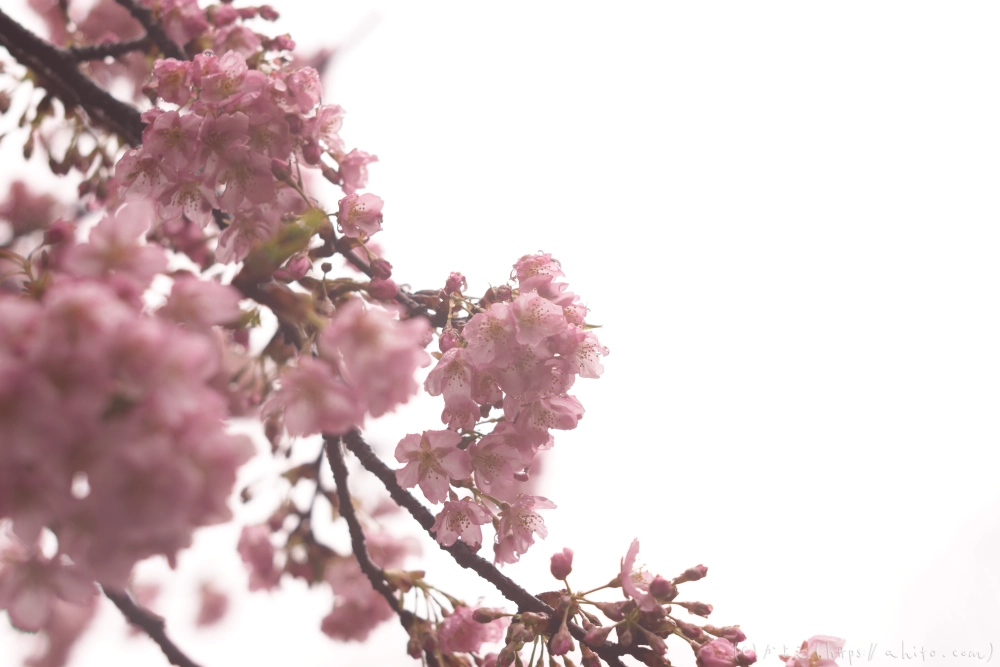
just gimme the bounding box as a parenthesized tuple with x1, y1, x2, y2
(4, 1, 1000, 666)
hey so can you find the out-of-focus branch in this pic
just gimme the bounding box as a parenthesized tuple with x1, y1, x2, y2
(0, 8, 144, 144)
(323, 436, 416, 632)
(68, 35, 153, 61)
(112, 0, 185, 61)
(341, 428, 633, 667)
(103, 588, 203, 667)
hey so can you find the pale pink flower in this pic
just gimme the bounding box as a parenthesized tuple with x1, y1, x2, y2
(337, 192, 383, 239)
(463, 303, 518, 368)
(0, 540, 97, 633)
(265, 357, 362, 437)
(320, 299, 430, 418)
(158, 276, 242, 329)
(143, 110, 202, 169)
(493, 494, 556, 565)
(513, 253, 564, 294)
(438, 605, 510, 655)
(431, 499, 492, 549)
(511, 291, 568, 347)
(395, 430, 472, 504)
(337, 149, 378, 195)
(467, 435, 523, 495)
(195, 582, 229, 627)
(24, 595, 98, 667)
(425, 347, 480, 429)
(148, 59, 192, 106)
(513, 394, 585, 445)
(784, 636, 847, 667)
(237, 525, 281, 592)
(698, 638, 739, 667)
(620, 539, 659, 612)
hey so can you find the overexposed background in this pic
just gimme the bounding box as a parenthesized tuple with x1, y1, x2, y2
(4, 1, 1000, 666)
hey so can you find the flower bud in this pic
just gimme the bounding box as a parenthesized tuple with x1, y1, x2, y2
(473, 608, 508, 624)
(444, 271, 466, 295)
(649, 575, 677, 601)
(550, 548, 574, 580)
(43, 219, 73, 245)
(677, 619, 706, 641)
(270, 157, 291, 181)
(439, 328, 459, 353)
(616, 626, 633, 647)
(370, 258, 393, 280)
(676, 601, 713, 617)
(705, 625, 746, 645)
(697, 638, 738, 667)
(494, 284, 513, 302)
(549, 626, 574, 656)
(497, 646, 517, 667)
(737, 649, 757, 666)
(368, 278, 398, 300)
(407, 637, 422, 658)
(674, 564, 708, 584)
(303, 142, 322, 165)
(582, 624, 613, 647)
(592, 601, 627, 621)
(258, 4, 279, 20)
(581, 646, 601, 667)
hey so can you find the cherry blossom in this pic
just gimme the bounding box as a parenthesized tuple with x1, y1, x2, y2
(431, 499, 492, 549)
(395, 430, 472, 504)
(494, 495, 556, 565)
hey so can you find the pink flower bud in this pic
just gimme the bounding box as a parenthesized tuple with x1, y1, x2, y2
(271, 35, 295, 51)
(649, 575, 677, 601)
(697, 638, 739, 667)
(583, 624, 613, 647)
(706, 625, 746, 645)
(472, 608, 507, 623)
(617, 626, 633, 647)
(303, 142, 322, 165)
(43, 219, 73, 245)
(736, 649, 757, 666)
(270, 158, 291, 181)
(581, 646, 601, 667)
(495, 285, 513, 302)
(497, 646, 517, 667)
(677, 619, 706, 641)
(549, 626, 574, 656)
(439, 328, 459, 353)
(550, 548, 574, 580)
(368, 278, 398, 300)
(258, 4, 279, 20)
(675, 564, 708, 584)
(284, 255, 311, 280)
(444, 271, 466, 294)
(286, 114, 304, 135)
(370, 258, 393, 280)
(676, 601, 713, 617)
(592, 601, 627, 621)
(407, 637, 422, 658)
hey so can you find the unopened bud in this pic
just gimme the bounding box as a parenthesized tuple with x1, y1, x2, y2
(368, 277, 398, 300)
(674, 564, 708, 585)
(580, 646, 601, 667)
(495, 284, 513, 302)
(320, 262, 332, 273)
(444, 271, 466, 295)
(302, 142, 322, 165)
(676, 619, 705, 641)
(550, 548, 574, 580)
(617, 626, 633, 647)
(370, 257, 393, 280)
(736, 649, 757, 666)
(258, 4, 279, 20)
(650, 576, 677, 601)
(439, 327, 459, 353)
(549, 626, 574, 656)
(472, 608, 507, 624)
(497, 646, 517, 667)
(582, 624, 613, 647)
(270, 157, 291, 181)
(407, 637, 422, 658)
(43, 219, 73, 245)
(676, 601, 713, 617)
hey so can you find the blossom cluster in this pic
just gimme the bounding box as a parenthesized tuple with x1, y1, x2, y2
(396, 253, 609, 564)
(0, 202, 253, 631)
(114, 46, 380, 268)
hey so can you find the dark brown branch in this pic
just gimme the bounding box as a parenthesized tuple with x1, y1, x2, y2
(0, 8, 144, 144)
(323, 436, 415, 633)
(341, 429, 632, 667)
(104, 588, 203, 667)
(113, 0, 185, 61)
(68, 35, 153, 61)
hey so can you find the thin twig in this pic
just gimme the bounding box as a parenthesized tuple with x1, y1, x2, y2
(323, 435, 415, 633)
(104, 588, 203, 667)
(68, 35, 153, 61)
(341, 429, 633, 667)
(113, 0, 185, 61)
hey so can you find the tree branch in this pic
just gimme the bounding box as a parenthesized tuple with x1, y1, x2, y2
(103, 588, 203, 667)
(68, 35, 153, 61)
(112, 0, 185, 61)
(0, 8, 144, 145)
(341, 428, 633, 667)
(322, 435, 415, 632)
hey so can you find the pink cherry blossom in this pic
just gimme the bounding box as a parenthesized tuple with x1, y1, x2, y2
(784, 636, 847, 667)
(158, 275, 242, 329)
(395, 430, 472, 504)
(467, 435, 524, 495)
(511, 291, 568, 348)
(337, 192, 384, 239)
(237, 525, 281, 592)
(513, 253, 565, 294)
(265, 356, 362, 437)
(493, 494, 556, 565)
(0, 538, 97, 632)
(463, 303, 519, 368)
(438, 605, 509, 655)
(698, 638, 739, 667)
(620, 539, 660, 612)
(337, 148, 378, 195)
(431, 499, 492, 549)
